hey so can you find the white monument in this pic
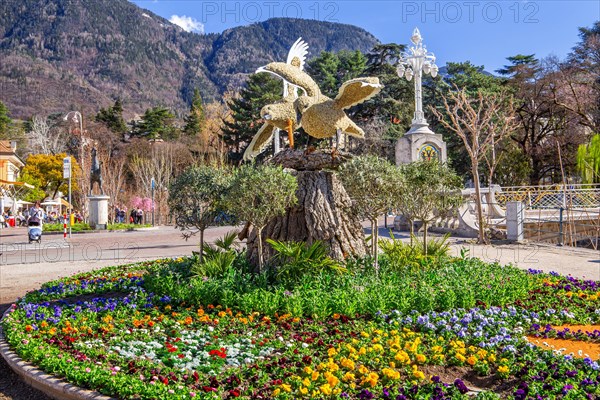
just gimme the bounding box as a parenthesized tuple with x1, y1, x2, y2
(395, 28, 447, 164)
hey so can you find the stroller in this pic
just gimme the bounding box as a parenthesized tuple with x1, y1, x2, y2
(27, 216, 42, 244)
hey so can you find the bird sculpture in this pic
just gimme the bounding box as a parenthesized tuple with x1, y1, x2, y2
(243, 60, 383, 160)
(243, 38, 308, 161)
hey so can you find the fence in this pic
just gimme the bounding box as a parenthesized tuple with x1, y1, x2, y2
(476, 184, 600, 249)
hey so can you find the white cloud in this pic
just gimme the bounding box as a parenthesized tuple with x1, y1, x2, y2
(169, 15, 204, 33)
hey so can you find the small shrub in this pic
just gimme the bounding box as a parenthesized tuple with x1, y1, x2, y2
(192, 231, 240, 278)
(267, 239, 346, 286)
(379, 232, 451, 271)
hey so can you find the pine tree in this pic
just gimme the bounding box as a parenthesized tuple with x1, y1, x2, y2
(0, 101, 11, 137)
(96, 99, 127, 135)
(183, 89, 205, 137)
(221, 73, 281, 164)
(307, 51, 341, 98)
(134, 107, 177, 140)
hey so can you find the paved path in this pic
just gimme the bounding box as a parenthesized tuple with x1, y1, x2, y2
(0, 223, 598, 399)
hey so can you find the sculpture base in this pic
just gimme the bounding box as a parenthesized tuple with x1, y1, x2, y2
(395, 131, 447, 165)
(88, 195, 109, 230)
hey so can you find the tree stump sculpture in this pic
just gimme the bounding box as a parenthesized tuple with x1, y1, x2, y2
(243, 149, 366, 264)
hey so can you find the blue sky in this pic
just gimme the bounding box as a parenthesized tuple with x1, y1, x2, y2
(131, 0, 599, 72)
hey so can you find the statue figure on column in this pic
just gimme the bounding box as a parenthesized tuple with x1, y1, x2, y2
(89, 146, 104, 195)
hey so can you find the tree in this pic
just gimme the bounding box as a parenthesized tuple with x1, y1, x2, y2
(338, 155, 396, 266)
(27, 115, 68, 155)
(393, 161, 462, 252)
(221, 74, 282, 164)
(577, 134, 600, 184)
(21, 153, 81, 201)
(95, 99, 128, 135)
(307, 51, 340, 98)
(133, 107, 177, 140)
(183, 89, 205, 137)
(129, 142, 189, 225)
(358, 44, 413, 140)
(428, 61, 506, 178)
(497, 55, 579, 184)
(224, 164, 297, 270)
(431, 88, 518, 244)
(169, 165, 231, 261)
(0, 101, 12, 137)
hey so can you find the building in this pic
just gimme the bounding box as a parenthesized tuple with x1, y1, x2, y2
(0, 140, 27, 213)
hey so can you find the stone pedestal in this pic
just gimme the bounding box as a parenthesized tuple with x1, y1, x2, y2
(506, 201, 524, 242)
(88, 195, 109, 230)
(395, 132, 447, 165)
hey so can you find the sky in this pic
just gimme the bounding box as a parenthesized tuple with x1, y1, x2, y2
(130, 0, 599, 72)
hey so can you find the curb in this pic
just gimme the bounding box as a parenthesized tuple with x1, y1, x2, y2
(0, 305, 115, 400)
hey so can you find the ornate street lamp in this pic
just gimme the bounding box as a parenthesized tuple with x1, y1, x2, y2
(397, 28, 439, 135)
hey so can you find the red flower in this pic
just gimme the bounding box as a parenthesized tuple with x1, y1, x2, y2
(229, 389, 240, 397)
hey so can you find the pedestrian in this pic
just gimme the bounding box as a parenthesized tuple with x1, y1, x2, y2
(136, 207, 143, 225)
(130, 208, 136, 224)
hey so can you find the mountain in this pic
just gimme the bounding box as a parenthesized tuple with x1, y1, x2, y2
(0, 0, 379, 119)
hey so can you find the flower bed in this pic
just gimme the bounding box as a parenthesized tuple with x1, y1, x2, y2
(3, 259, 600, 398)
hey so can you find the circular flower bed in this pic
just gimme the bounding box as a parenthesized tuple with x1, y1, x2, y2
(3, 260, 600, 399)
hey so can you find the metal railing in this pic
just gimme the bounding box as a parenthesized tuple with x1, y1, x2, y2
(494, 183, 600, 210)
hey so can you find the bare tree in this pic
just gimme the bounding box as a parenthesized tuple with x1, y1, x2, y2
(129, 143, 179, 224)
(431, 88, 518, 244)
(98, 149, 127, 222)
(27, 115, 67, 155)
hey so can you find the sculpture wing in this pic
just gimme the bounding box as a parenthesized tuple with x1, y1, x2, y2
(256, 62, 320, 98)
(283, 38, 309, 98)
(243, 123, 276, 161)
(334, 77, 383, 110)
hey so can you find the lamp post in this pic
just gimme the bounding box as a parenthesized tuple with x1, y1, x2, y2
(63, 110, 85, 172)
(397, 28, 439, 135)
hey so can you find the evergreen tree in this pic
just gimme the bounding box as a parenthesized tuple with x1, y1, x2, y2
(183, 89, 205, 137)
(221, 73, 281, 164)
(0, 101, 11, 137)
(134, 107, 177, 140)
(358, 43, 413, 139)
(96, 99, 127, 135)
(307, 51, 341, 98)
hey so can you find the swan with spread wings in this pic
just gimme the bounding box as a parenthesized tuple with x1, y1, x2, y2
(243, 41, 384, 160)
(243, 38, 308, 161)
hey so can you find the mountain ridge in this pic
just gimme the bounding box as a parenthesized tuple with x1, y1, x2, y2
(0, 0, 380, 119)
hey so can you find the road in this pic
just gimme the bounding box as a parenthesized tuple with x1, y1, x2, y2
(0, 225, 238, 305)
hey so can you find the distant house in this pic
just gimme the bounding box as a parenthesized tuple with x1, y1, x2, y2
(0, 140, 27, 213)
(0, 141, 23, 182)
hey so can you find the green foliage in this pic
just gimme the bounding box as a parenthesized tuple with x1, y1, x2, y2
(379, 232, 451, 271)
(169, 165, 231, 257)
(44, 222, 92, 232)
(183, 88, 205, 137)
(95, 99, 127, 135)
(133, 106, 177, 140)
(0, 101, 11, 136)
(192, 231, 240, 278)
(143, 255, 537, 318)
(577, 134, 600, 184)
(393, 161, 462, 251)
(267, 239, 346, 286)
(359, 44, 414, 139)
(338, 155, 397, 262)
(221, 73, 282, 164)
(224, 164, 297, 269)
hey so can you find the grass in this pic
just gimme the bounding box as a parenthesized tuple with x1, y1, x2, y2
(42, 222, 152, 232)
